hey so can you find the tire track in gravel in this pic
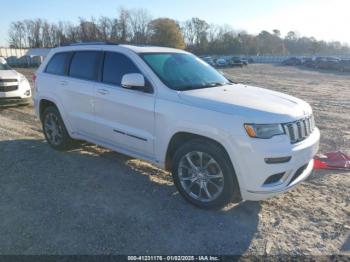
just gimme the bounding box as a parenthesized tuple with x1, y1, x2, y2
(0, 107, 42, 139)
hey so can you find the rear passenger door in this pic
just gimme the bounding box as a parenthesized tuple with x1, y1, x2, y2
(93, 51, 155, 158)
(62, 51, 101, 136)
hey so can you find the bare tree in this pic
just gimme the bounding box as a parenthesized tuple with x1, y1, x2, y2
(78, 17, 101, 42)
(182, 20, 196, 46)
(6, 7, 350, 55)
(182, 17, 209, 52)
(98, 16, 113, 41)
(8, 21, 26, 48)
(129, 8, 152, 44)
(117, 8, 131, 43)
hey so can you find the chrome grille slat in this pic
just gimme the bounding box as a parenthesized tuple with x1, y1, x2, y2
(292, 124, 299, 141)
(300, 120, 306, 137)
(305, 118, 310, 134)
(297, 122, 302, 139)
(0, 85, 18, 92)
(288, 124, 295, 141)
(283, 115, 315, 144)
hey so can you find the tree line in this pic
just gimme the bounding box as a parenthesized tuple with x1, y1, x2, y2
(8, 7, 350, 56)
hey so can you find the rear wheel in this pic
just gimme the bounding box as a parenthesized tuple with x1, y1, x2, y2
(42, 106, 74, 151)
(172, 139, 240, 209)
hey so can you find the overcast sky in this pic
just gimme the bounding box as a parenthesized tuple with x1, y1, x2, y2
(1, 0, 349, 47)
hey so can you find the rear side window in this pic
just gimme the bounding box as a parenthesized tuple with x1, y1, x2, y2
(46, 52, 70, 75)
(69, 51, 100, 81)
(102, 52, 141, 86)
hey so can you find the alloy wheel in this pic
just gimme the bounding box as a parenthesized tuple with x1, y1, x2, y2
(178, 151, 224, 202)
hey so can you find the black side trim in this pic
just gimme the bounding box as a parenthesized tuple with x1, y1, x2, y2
(113, 129, 147, 142)
(127, 133, 148, 142)
(113, 129, 126, 135)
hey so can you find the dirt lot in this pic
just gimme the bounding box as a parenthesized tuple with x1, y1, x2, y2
(0, 65, 349, 255)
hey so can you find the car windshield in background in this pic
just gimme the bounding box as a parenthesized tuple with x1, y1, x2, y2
(141, 53, 230, 91)
(0, 63, 11, 70)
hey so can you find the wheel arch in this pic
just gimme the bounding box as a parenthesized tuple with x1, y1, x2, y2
(165, 131, 242, 203)
(39, 99, 57, 122)
(38, 97, 74, 136)
(165, 132, 231, 172)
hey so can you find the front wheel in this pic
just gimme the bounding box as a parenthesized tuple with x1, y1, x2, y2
(172, 139, 240, 209)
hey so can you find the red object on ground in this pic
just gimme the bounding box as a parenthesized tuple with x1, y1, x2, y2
(314, 151, 350, 170)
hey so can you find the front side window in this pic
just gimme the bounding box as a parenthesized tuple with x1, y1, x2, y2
(46, 52, 70, 75)
(102, 52, 141, 86)
(69, 51, 100, 81)
(141, 53, 230, 91)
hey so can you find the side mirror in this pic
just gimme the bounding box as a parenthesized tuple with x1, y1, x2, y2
(121, 73, 145, 89)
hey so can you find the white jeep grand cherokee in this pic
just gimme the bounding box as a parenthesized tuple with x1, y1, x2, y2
(0, 57, 31, 106)
(33, 43, 320, 208)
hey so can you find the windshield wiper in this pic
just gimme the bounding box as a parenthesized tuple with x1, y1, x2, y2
(179, 82, 231, 91)
(204, 82, 227, 87)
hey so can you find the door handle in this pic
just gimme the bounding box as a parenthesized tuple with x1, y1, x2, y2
(60, 80, 68, 86)
(97, 89, 109, 95)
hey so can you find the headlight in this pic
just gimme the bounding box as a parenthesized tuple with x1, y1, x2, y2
(244, 124, 285, 139)
(19, 74, 27, 83)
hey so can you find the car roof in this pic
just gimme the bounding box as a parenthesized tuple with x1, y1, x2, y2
(51, 43, 188, 54)
(120, 44, 187, 54)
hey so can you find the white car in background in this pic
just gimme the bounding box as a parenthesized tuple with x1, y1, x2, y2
(0, 57, 31, 106)
(33, 43, 320, 209)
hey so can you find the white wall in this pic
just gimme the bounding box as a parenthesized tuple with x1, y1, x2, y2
(0, 48, 28, 58)
(0, 48, 51, 58)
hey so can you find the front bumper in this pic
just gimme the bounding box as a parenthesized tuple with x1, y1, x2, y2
(0, 81, 32, 106)
(227, 127, 320, 201)
(0, 97, 31, 106)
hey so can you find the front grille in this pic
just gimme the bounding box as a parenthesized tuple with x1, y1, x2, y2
(0, 78, 18, 83)
(0, 97, 22, 101)
(0, 78, 17, 83)
(283, 115, 315, 144)
(0, 85, 18, 92)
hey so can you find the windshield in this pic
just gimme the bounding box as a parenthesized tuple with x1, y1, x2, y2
(141, 53, 230, 91)
(0, 61, 11, 70)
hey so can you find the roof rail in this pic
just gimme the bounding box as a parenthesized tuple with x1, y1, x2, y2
(66, 41, 119, 46)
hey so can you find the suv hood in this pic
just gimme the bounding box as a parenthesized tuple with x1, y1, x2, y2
(178, 84, 312, 123)
(0, 70, 20, 80)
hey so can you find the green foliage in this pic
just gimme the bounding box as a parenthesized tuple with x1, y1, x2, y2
(149, 18, 185, 49)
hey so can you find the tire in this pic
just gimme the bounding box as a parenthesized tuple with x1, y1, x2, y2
(42, 106, 74, 151)
(171, 139, 241, 209)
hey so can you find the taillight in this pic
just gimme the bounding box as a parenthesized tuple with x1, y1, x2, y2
(32, 74, 38, 93)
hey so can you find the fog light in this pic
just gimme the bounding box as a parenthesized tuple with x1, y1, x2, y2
(264, 172, 285, 185)
(24, 90, 31, 96)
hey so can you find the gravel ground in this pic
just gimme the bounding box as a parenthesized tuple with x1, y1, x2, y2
(0, 65, 349, 255)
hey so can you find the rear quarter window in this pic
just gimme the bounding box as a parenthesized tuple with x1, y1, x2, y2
(45, 52, 70, 75)
(69, 51, 100, 81)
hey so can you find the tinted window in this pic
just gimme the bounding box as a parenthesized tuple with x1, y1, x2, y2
(69, 51, 100, 80)
(46, 52, 70, 75)
(103, 52, 141, 86)
(141, 53, 229, 91)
